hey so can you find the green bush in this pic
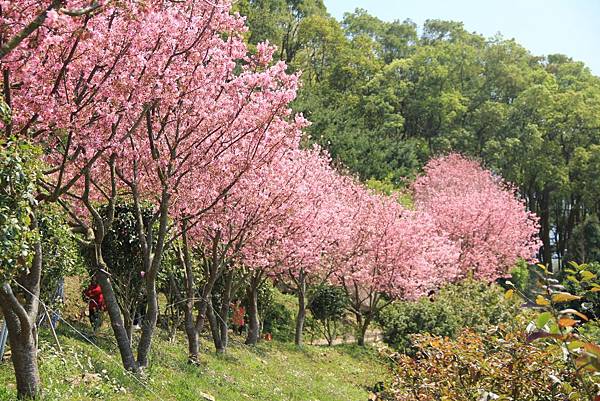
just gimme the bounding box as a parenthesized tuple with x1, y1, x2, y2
(508, 259, 537, 296)
(257, 282, 295, 341)
(39, 204, 86, 311)
(308, 285, 348, 345)
(566, 215, 600, 263)
(377, 279, 519, 353)
(559, 261, 600, 320)
(0, 138, 41, 282)
(308, 285, 348, 321)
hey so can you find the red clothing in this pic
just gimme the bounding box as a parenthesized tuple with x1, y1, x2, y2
(84, 283, 106, 312)
(232, 304, 245, 326)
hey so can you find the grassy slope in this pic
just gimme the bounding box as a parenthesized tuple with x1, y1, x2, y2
(0, 324, 390, 401)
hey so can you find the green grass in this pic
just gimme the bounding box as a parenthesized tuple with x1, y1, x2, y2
(0, 323, 391, 400)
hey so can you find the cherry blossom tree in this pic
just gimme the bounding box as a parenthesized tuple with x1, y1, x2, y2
(412, 153, 541, 281)
(206, 148, 326, 346)
(330, 187, 460, 345)
(244, 147, 342, 346)
(1, 0, 304, 377)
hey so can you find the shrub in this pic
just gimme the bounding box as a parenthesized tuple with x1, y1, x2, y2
(508, 258, 537, 297)
(0, 138, 41, 282)
(559, 261, 600, 320)
(377, 279, 519, 353)
(383, 328, 582, 401)
(257, 282, 295, 341)
(515, 262, 600, 398)
(308, 285, 349, 345)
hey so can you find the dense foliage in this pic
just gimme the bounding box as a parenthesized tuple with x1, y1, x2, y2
(0, 138, 40, 282)
(38, 204, 85, 309)
(384, 329, 578, 401)
(377, 279, 519, 353)
(308, 285, 348, 345)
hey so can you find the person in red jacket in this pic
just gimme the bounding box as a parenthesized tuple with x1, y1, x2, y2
(83, 274, 106, 335)
(231, 301, 246, 335)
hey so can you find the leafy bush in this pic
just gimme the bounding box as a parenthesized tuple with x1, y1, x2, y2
(0, 138, 41, 282)
(515, 262, 600, 398)
(508, 258, 537, 296)
(308, 285, 349, 345)
(257, 282, 295, 341)
(377, 279, 519, 353)
(567, 215, 600, 263)
(38, 204, 86, 312)
(559, 261, 600, 320)
(383, 328, 584, 401)
(81, 203, 163, 332)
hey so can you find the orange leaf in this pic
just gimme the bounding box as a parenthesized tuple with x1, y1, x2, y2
(558, 318, 578, 328)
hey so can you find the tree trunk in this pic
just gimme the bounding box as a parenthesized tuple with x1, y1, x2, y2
(136, 279, 157, 368)
(207, 299, 223, 353)
(218, 272, 233, 350)
(8, 327, 39, 400)
(245, 282, 260, 345)
(0, 218, 43, 398)
(194, 262, 222, 336)
(353, 312, 372, 347)
(0, 286, 40, 399)
(122, 308, 133, 345)
(185, 312, 200, 364)
(180, 224, 200, 363)
(185, 317, 200, 363)
(294, 272, 306, 346)
(356, 314, 372, 347)
(325, 319, 334, 346)
(96, 271, 138, 372)
(194, 289, 210, 335)
(539, 188, 552, 268)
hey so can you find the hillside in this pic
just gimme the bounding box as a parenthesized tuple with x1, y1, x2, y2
(0, 324, 390, 401)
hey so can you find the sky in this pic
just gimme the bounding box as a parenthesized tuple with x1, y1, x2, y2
(323, 0, 600, 76)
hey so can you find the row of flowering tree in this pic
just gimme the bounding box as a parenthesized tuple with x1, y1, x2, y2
(0, 0, 540, 399)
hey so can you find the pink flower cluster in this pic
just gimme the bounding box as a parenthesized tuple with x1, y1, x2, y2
(412, 153, 541, 281)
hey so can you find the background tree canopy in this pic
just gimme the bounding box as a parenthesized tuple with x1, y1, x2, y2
(235, 1, 600, 269)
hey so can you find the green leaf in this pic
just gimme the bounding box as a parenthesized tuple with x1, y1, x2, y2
(535, 312, 553, 329)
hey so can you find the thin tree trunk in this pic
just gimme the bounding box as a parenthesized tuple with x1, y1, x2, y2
(96, 270, 138, 371)
(325, 319, 334, 346)
(194, 287, 211, 335)
(207, 299, 223, 353)
(356, 314, 372, 347)
(194, 234, 223, 336)
(218, 271, 233, 350)
(122, 308, 133, 345)
(180, 221, 200, 363)
(294, 271, 306, 346)
(129, 174, 171, 369)
(540, 188, 552, 268)
(245, 281, 260, 345)
(136, 280, 157, 368)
